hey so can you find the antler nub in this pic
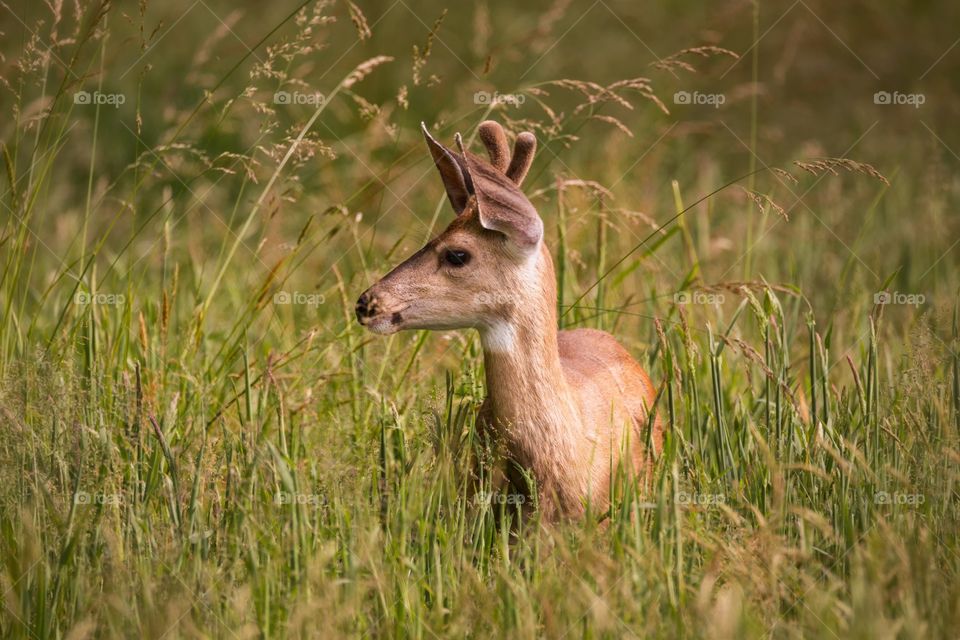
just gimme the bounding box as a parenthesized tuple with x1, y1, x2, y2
(478, 121, 510, 172)
(506, 132, 536, 186)
(477, 120, 536, 186)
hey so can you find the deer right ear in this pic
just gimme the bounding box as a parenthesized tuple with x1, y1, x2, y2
(421, 122, 473, 213)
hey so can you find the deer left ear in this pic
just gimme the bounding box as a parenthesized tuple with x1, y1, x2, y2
(421, 122, 473, 213)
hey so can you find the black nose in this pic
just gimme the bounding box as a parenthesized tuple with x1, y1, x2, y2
(355, 292, 375, 322)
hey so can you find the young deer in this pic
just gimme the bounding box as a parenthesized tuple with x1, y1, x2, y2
(356, 121, 662, 521)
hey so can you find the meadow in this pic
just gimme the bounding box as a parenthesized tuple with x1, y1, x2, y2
(1, 0, 959, 637)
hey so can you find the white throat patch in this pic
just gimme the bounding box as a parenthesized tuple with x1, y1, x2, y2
(481, 321, 517, 353)
(479, 252, 540, 354)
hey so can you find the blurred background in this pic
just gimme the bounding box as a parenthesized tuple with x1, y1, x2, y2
(3, 0, 957, 349)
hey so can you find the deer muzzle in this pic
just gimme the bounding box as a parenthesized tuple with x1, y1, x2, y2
(355, 288, 407, 334)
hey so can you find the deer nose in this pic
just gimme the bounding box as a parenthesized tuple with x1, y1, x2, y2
(355, 291, 377, 322)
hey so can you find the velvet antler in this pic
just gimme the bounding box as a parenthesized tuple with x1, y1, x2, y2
(477, 120, 536, 186)
(506, 132, 536, 185)
(478, 121, 510, 172)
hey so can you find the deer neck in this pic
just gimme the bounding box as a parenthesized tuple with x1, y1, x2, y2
(478, 246, 582, 472)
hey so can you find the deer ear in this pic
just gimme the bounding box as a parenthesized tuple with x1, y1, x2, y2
(477, 205, 543, 252)
(464, 156, 543, 252)
(421, 122, 472, 213)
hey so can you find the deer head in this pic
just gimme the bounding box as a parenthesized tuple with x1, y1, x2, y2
(356, 121, 547, 345)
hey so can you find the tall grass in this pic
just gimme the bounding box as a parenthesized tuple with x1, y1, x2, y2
(1, 0, 959, 637)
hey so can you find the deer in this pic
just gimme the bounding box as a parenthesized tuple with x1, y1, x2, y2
(355, 120, 662, 522)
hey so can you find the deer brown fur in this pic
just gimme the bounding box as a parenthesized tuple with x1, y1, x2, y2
(356, 120, 662, 521)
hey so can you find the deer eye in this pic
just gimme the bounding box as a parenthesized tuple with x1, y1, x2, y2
(443, 249, 471, 267)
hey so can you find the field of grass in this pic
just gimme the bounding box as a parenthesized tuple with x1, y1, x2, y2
(1, 0, 959, 637)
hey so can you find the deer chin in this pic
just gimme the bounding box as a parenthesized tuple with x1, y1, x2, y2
(364, 318, 400, 335)
(366, 304, 481, 335)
